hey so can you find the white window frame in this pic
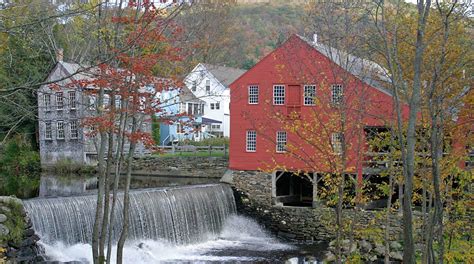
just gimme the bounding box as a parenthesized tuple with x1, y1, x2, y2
(56, 92, 64, 111)
(276, 131, 287, 153)
(205, 79, 211, 93)
(210, 103, 215, 110)
(57, 121, 65, 140)
(44, 94, 51, 111)
(331, 84, 344, 105)
(248, 85, 259, 104)
(246, 130, 257, 152)
(115, 95, 122, 109)
(192, 80, 197, 92)
(331, 132, 344, 154)
(215, 102, 220, 110)
(70, 120, 78, 139)
(44, 121, 52, 140)
(68, 91, 76, 110)
(273, 85, 285, 105)
(89, 96, 96, 110)
(304, 85, 316, 106)
(103, 94, 110, 107)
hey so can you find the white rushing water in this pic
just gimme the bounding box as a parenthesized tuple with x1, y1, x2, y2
(24, 184, 293, 263)
(39, 215, 292, 263)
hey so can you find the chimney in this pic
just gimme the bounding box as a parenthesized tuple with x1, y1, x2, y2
(313, 33, 318, 44)
(56, 48, 64, 62)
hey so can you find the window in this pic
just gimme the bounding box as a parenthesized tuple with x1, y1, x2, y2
(89, 96, 96, 110)
(44, 94, 51, 111)
(248, 85, 259, 104)
(304, 85, 316, 105)
(246, 130, 257, 152)
(45, 122, 52, 140)
(211, 124, 221, 130)
(273, 85, 285, 105)
(276, 131, 287, 152)
(331, 133, 344, 154)
(68, 91, 76, 110)
(193, 103, 199, 115)
(103, 94, 110, 107)
(192, 81, 197, 92)
(70, 120, 78, 139)
(57, 121, 65, 139)
(56, 92, 64, 110)
(210, 102, 220, 110)
(206, 80, 211, 93)
(179, 103, 186, 113)
(115, 95, 122, 109)
(187, 103, 204, 115)
(331, 84, 344, 105)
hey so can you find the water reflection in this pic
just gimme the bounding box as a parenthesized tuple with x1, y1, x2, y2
(39, 174, 97, 197)
(39, 173, 220, 198)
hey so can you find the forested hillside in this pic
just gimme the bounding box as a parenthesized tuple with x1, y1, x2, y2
(223, 3, 306, 69)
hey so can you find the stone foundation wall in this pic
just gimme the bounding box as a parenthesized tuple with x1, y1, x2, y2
(230, 170, 405, 242)
(131, 156, 229, 178)
(0, 197, 43, 263)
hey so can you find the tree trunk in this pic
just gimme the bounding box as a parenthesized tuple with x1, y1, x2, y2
(116, 115, 138, 264)
(93, 88, 107, 264)
(403, 2, 431, 263)
(99, 94, 116, 263)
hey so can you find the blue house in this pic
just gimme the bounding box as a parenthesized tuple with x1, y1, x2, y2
(158, 86, 221, 145)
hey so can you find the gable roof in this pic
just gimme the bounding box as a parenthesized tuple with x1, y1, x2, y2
(202, 63, 246, 87)
(179, 86, 205, 103)
(57, 61, 94, 81)
(296, 35, 393, 97)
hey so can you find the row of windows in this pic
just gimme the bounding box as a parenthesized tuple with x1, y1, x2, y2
(210, 102, 220, 110)
(44, 92, 76, 111)
(44, 120, 79, 140)
(245, 130, 344, 154)
(246, 130, 287, 153)
(247, 84, 343, 106)
(191, 79, 211, 94)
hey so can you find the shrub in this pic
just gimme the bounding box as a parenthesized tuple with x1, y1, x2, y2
(0, 138, 40, 198)
(180, 137, 229, 146)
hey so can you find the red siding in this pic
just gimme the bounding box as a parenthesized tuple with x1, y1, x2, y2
(230, 35, 409, 173)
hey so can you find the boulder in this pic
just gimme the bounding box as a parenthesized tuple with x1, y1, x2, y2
(359, 240, 373, 252)
(0, 206, 11, 213)
(324, 252, 336, 262)
(390, 241, 403, 251)
(0, 223, 9, 236)
(0, 214, 6, 223)
(390, 251, 403, 261)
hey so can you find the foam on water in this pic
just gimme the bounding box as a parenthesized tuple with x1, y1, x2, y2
(40, 215, 293, 263)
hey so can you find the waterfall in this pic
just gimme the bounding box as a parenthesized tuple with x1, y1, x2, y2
(23, 184, 236, 246)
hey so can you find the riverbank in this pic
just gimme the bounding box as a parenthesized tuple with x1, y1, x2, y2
(0, 197, 43, 263)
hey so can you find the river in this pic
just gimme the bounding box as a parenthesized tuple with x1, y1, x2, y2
(23, 173, 326, 263)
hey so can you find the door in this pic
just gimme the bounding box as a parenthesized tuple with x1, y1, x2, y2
(288, 85, 301, 106)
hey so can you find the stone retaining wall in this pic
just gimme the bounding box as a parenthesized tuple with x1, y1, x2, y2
(0, 197, 43, 263)
(131, 156, 229, 178)
(229, 170, 413, 261)
(231, 170, 406, 240)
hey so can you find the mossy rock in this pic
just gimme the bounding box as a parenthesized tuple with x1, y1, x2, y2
(0, 197, 26, 245)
